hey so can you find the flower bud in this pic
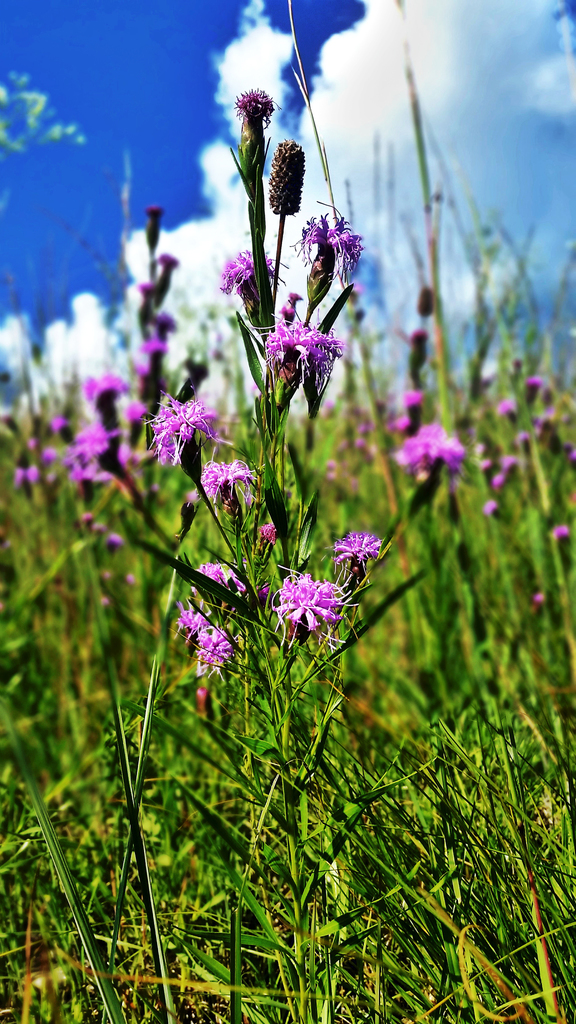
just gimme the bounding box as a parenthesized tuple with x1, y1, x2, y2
(178, 500, 197, 542)
(235, 90, 275, 196)
(145, 205, 164, 254)
(154, 254, 179, 308)
(417, 285, 434, 317)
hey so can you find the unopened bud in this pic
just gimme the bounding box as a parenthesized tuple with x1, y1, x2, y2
(178, 500, 197, 542)
(196, 686, 213, 718)
(154, 254, 179, 308)
(145, 205, 164, 254)
(417, 285, 434, 318)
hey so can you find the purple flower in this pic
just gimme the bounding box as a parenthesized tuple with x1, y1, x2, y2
(480, 459, 493, 473)
(197, 562, 246, 594)
(516, 431, 531, 448)
(221, 250, 274, 312)
(391, 414, 411, 434)
(125, 574, 135, 585)
(65, 423, 113, 466)
(84, 374, 129, 404)
(14, 465, 40, 488)
(140, 337, 168, 356)
(395, 424, 465, 479)
(266, 321, 344, 391)
(552, 524, 570, 540)
(403, 390, 423, 409)
(41, 447, 58, 465)
(258, 523, 277, 547)
(235, 90, 275, 128)
(195, 626, 234, 677)
(491, 472, 507, 491)
(532, 591, 545, 608)
(150, 395, 218, 466)
(279, 293, 302, 323)
(334, 531, 382, 581)
(50, 415, 69, 433)
(146, 205, 164, 218)
(483, 500, 498, 517)
(274, 572, 344, 645)
(157, 253, 179, 271)
(297, 215, 364, 275)
(526, 376, 543, 402)
(497, 398, 516, 417)
(201, 460, 254, 515)
(155, 312, 177, 339)
(138, 282, 155, 299)
(125, 400, 147, 424)
(106, 533, 124, 552)
(501, 455, 518, 473)
(177, 604, 210, 640)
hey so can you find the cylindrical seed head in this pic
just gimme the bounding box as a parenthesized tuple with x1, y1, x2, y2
(269, 140, 305, 216)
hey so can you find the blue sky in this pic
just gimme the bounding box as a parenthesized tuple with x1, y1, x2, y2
(1, 0, 576, 392)
(0, 0, 363, 323)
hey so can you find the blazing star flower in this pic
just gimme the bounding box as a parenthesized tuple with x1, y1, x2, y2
(497, 398, 516, 418)
(221, 250, 274, 314)
(274, 572, 344, 645)
(157, 253, 179, 271)
(41, 447, 58, 465)
(125, 401, 147, 423)
(150, 395, 218, 466)
(155, 312, 177, 339)
(195, 626, 234, 677)
(84, 374, 129, 404)
(392, 414, 412, 434)
(258, 523, 277, 547)
(14, 465, 40, 488)
(483, 500, 498, 517)
(266, 321, 344, 391)
(297, 215, 364, 276)
(395, 423, 465, 480)
(140, 337, 168, 356)
(177, 604, 210, 640)
(532, 591, 545, 608)
(516, 431, 531, 448)
(201, 460, 254, 515)
(526, 376, 543, 402)
(65, 423, 114, 467)
(491, 472, 507, 491)
(50, 415, 69, 433)
(334, 531, 382, 581)
(106, 533, 124, 552)
(235, 89, 275, 128)
(403, 390, 423, 408)
(501, 455, 518, 473)
(197, 562, 247, 594)
(552, 524, 570, 540)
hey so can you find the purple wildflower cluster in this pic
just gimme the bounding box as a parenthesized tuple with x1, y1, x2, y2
(235, 90, 275, 128)
(84, 374, 129, 405)
(221, 250, 274, 319)
(274, 572, 344, 645)
(266, 321, 344, 391)
(177, 603, 234, 676)
(334, 531, 381, 581)
(150, 396, 218, 466)
(202, 460, 254, 513)
(297, 215, 364, 276)
(395, 423, 465, 480)
(197, 562, 246, 594)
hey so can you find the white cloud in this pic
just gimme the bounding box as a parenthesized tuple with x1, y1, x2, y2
(524, 52, 575, 114)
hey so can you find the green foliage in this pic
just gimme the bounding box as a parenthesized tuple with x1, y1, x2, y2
(0, 71, 85, 159)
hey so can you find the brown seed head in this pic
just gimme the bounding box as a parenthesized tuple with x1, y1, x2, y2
(269, 140, 305, 216)
(417, 285, 434, 317)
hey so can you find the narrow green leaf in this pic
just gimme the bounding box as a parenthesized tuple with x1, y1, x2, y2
(264, 457, 288, 539)
(230, 906, 242, 1024)
(0, 700, 127, 1024)
(318, 283, 354, 334)
(237, 312, 265, 391)
(298, 490, 319, 566)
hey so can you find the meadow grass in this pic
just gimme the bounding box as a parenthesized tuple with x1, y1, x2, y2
(1, 41, 576, 1024)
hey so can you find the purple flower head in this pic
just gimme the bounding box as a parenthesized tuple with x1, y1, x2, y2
(27, 438, 38, 451)
(50, 415, 69, 433)
(195, 626, 234, 677)
(265, 321, 344, 391)
(177, 603, 210, 642)
(197, 562, 246, 594)
(258, 523, 277, 548)
(157, 253, 179, 271)
(155, 312, 177, 339)
(125, 573, 135, 585)
(84, 373, 129, 404)
(201, 460, 254, 516)
(395, 423, 465, 480)
(497, 398, 516, 417)
(106, 532, 124, 552)
(138, 282, 155, 299)
(392, 414, 411, 434)
(491, 472, 507, 491)
(150, 395, 218, 466)
(221, 250, 274, 313)
(65, 422, 114, 467)
(235, 89, 275, 128)
(334, 531, 382, 581)
(145, 205, 164, 218)
(532, 591, 545, 608)
(140, 337, 168, 356)
(516, 431, 531, 448)
(41, 447, 58, 465)
(125, 400, 147, 424)
(297, 215, 364, 276)
(480, 459, 493, 473)
(279, 292, 303, 323)
(526, 375, 543, 403)
(403, 390, 423, 409)
(501, 455, 518, 473)
(274, 572, 344, 645)
(14, 465, 40, 488)
(483, 500, 498, 517)
(553, 524, 570, 540)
